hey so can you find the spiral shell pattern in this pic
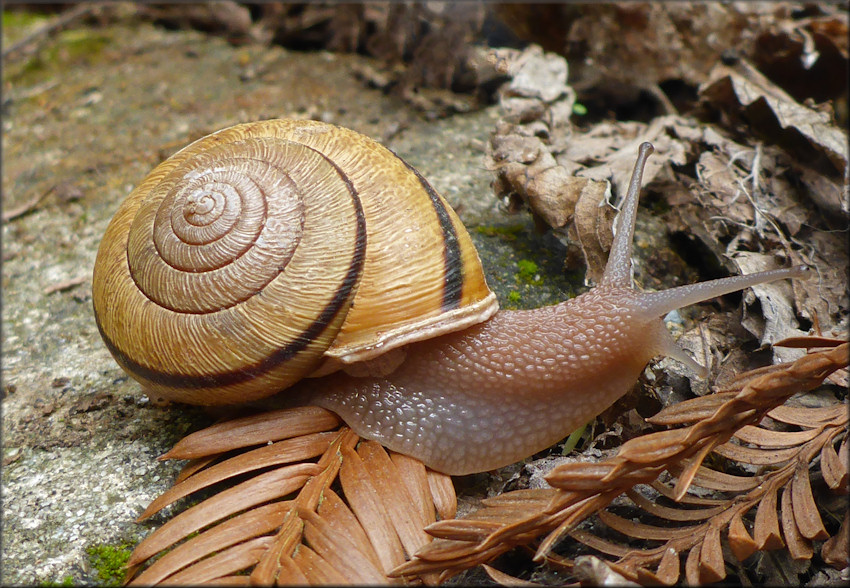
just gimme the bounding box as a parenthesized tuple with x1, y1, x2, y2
(129, 139, 313, 313)
(93, 120, 496, 405)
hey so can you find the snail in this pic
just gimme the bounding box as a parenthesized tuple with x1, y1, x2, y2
(92, 119, 808, 475)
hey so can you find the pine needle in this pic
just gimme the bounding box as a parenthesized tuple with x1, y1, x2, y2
(126, 409, 456, 585)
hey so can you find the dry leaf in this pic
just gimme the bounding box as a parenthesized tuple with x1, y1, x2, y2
(700, 59, 848, 173)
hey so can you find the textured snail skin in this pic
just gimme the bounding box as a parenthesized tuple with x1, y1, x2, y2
(304, 289, 664, 474)
(93, 123, 808, 476)
(303, 143, 808, 474)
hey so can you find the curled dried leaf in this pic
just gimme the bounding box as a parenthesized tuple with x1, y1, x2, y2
(684, 544, 700, 586)
(130, 502, 290, 585)
(139, 433, 335, 521)
(820, 435, 848, 491)
(164, 536, 273, 585)
(597, 510, 696, 541)
(790, 462, 829, 541)
(654, 546, 681, 585)
(339, 443, 407, 573)
(299, 507, 389, 585)
(482, 563, 542, 586)
(698, 525, 726, 583)
(700, 59, 848, 173)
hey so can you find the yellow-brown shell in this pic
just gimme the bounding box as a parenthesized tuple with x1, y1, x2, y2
(92, 119, 497, 405)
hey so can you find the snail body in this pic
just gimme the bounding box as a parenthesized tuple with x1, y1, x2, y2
(93, 120, 807, 475)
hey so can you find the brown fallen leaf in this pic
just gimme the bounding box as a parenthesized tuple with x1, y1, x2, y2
(567, 179, 615, 284)
(700, 59, 848, 173)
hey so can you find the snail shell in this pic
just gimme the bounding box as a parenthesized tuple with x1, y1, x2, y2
(92, 119, 498, 405)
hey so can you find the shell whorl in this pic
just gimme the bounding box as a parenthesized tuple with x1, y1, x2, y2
(127, 137, 361, 313)
(92, 120, 497, 405)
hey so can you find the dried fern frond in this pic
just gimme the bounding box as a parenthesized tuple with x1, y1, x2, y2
(126, 406, 456, 585)
(395, 340, 848, 584)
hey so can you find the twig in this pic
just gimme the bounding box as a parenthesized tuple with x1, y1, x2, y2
(43, 276, 87, 295)
(2, 185, 56, 222)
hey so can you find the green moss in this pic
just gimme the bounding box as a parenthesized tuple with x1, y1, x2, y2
(2, 9, 49, 43)
(505, 290, 522, 309)
(516, 259, 542, 285)
(572, 102, 588, 116)
(86, 542, 133, 586)
(39, 575, 75, 587)
(7, 27, 113, 85)
(54, 29, 112, 60)
(475, 224, 524, 240)
(471, 217, 580, 310)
